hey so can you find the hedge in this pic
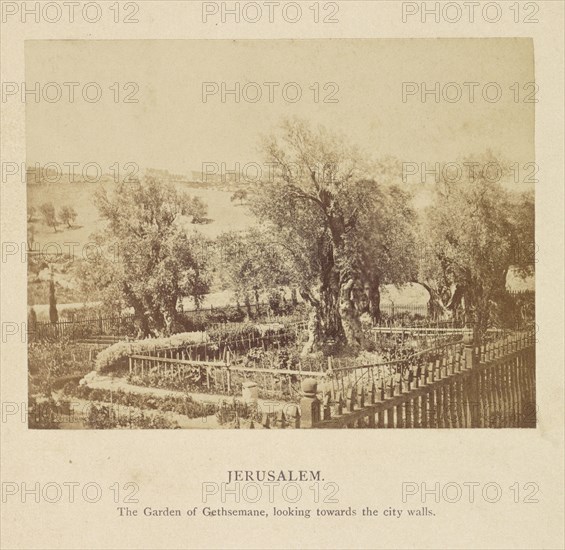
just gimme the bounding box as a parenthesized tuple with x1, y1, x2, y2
(95, 331, 208, 373)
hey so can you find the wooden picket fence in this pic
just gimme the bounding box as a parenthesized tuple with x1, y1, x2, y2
(311, 330, 535, 429)
(28, 315, 136, 342)
(380, 302, 428, 318)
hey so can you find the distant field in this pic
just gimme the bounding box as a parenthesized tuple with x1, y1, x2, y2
(27, 182, 257, 249)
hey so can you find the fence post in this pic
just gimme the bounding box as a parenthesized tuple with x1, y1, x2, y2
(226, 351, 232, 393)
(347, 386, 357, 412)
(300, 378, 321, 428)
(464, 332, 480, 427)
(242, 381, 258, 404)
(323, 394, 332, 420)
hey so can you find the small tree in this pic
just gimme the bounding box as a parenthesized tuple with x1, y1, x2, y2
(39, 202, 58, 232)
(230, 189, 248, 205)
(59, 205, 77, 228)
(190, 196, 208, 224)
(49, 273, 58, 324)
(28, 307, 38, 335)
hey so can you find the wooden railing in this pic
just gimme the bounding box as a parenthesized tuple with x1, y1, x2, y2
(307, 330, 535, 429)
(128, 350, 327, 399)
(134, 326, 306, 363)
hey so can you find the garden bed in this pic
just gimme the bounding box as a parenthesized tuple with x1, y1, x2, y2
(61, 381, 217, 419)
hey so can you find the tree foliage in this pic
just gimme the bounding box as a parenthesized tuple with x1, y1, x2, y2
(59, 205, 78, 228)
(250, 118, 418, 352)
(230, 189, 248, 205)
(419, 151, 535, 339)
(216, 229, 294, 313)
(190, 196, 208, 224)
(39, 202, 58, 232)
(80, 177, 211, 336)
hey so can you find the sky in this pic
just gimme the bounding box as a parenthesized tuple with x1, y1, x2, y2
(25, 38, 534, 180)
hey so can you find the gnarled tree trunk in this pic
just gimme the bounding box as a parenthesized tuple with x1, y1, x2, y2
(318, 243, 345, 345)
(319, 273, 344, 343)
(419, 282, 449, 320)
(365, 274, 381, 324)
(339, 276, 363, 348)
(301, 303, 322, 356)
(123, 282, 150, 338)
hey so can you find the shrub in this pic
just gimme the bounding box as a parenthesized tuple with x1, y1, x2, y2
(85, 404, 180, 429)
(176, 306, 247, 332)
(28, 340, 93, 382)
(207, 322, 286, 344)
(28, 396, 72, 429)
(207, 322, 260, 343)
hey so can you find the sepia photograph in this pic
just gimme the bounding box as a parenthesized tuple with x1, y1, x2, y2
(2, 3, 564, 550)
(24, 38, 536, 430)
